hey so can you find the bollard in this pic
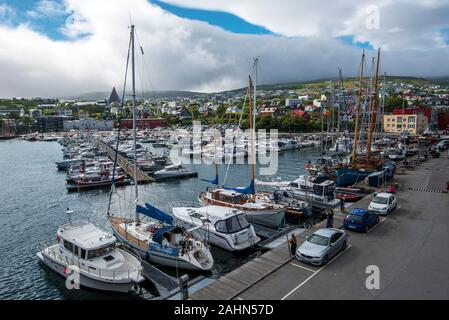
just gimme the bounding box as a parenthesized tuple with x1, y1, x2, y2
(179, 274, 189, 300)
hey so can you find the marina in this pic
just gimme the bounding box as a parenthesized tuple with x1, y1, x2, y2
(1, 3, 449, 304)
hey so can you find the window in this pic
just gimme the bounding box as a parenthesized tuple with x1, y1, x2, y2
(80, 248, 86, 259)
(63, 240, 74, 253)
(308, 234, 329, 246)
(215, 220, 227, 233)
(87, 243, 116, 259)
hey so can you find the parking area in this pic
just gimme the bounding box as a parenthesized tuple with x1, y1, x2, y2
(233, 157, 449, 300)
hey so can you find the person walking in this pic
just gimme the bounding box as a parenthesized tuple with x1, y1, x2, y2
(289, 234, 298, 257)
(326, 209, 334, 228)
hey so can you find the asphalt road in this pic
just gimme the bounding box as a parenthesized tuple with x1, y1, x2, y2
(234, 157, 449, 300)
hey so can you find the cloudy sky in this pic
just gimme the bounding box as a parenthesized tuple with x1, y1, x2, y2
(1, 0, 449, 98)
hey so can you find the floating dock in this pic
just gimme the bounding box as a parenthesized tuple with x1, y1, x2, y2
(94, 138, 154, 184)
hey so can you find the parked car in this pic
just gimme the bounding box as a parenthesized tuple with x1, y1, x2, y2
(296, 228, 347, 266)
(343, 208, 379, 233)
(368, 192, 398, 215)
(436, 140, 449, 151)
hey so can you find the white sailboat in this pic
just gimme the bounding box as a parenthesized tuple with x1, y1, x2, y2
(199, 61, 285, 229)
(108, 25, 213, 272)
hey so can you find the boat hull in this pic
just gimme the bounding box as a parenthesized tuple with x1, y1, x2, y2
(335, 168, 373, 187)
(198, 196, 285, 229)
(37, 252, 136, 293)
(110, 218, 211, 271)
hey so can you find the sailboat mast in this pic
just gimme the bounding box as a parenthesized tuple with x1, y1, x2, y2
(131, 25, 139, 222)
(366, 48, 381, 161)
(352, 50, 365, 163)
(248, 76, 256, 185)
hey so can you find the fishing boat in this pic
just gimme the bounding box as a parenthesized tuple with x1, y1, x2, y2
(335, 49, 383, 187)
(108, 25, 213, 272)
(172, 206, 261, 252)
(198, 67, 285, 229)
(37, 210, 144, 293)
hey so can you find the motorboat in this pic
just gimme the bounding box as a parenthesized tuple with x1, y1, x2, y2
(172, 206, 261, 252)
(37, 215, 144, 293)
(154, 163, 196, 180)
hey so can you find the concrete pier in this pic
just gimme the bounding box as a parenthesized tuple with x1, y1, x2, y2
(191, 156, 449, 300)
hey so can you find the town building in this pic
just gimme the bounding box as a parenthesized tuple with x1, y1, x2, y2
(383, 114, 428, 134)
(36, 116, 71, 133)
(63, 119, 115, 131)
(120, 118, 167, 129)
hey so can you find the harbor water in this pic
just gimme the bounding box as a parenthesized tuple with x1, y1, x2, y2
(0, 139, 320, 299)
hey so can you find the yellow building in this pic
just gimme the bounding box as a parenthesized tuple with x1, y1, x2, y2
(383, 114, 428, 135)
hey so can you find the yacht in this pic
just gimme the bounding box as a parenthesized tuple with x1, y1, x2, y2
(37, 216, 144, 293)
(154, 163, 195, 179)
(172, 206, 261, 252)
(198, 188, 285, 228)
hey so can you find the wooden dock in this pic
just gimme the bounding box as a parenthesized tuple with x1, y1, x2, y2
(190, 214, 345, 300)
(94, 138, 153, 183)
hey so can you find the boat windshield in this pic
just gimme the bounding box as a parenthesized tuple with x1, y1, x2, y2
(215, 214, 249, 234)
(372, 196, 388, 205)
(87, 243, 116, 259)
(308, 234, 329, 246)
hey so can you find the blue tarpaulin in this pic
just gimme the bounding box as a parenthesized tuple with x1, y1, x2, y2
(136, 203, 174, 224)
(223, 179, 255, 195)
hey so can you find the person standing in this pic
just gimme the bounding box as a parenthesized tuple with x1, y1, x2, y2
(326, 209, 334, 228)
(289, 234, 298, 257)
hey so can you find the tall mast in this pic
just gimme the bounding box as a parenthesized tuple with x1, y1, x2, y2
(131, 25, 139, 222)
(253, 58, 258, 133)
(352, 50, 365, 163)
(366, 48, 381, 161)
(248, 76, 256, 187)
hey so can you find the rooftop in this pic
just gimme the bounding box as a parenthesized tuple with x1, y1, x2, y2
(58, 220, 116, 250)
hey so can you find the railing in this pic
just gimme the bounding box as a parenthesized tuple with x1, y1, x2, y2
(41, 244, 141, 281)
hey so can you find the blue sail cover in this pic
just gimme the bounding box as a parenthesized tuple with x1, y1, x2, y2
(136, 203, 173, 224)
(153, 225, 177, 244)
(201, 174, 218, 185)
(223, 179, 255, 195)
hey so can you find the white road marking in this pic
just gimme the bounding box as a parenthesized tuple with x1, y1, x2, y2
(236, 297, 244, 300)
(290, 263, 316, 273)
(367, 216, 387, 233)
(281, 245, 352, 300)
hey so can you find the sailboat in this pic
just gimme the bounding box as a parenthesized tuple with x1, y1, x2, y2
(108, 25, 213, 272)
(199, 61, 285, 229)
(335, 49, 384, 187)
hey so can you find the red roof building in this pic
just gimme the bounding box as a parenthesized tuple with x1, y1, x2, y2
(120, 118, 167, 129)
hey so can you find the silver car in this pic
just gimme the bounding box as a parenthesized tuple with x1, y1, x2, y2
(296, 228, 348, 266)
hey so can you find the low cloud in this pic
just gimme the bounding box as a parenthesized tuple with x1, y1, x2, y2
(0, 0, 448, 98)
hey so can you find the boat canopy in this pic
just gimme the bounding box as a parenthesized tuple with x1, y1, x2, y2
(201, 174, 218, 185)
(136, 203, 173, 225)
(223, 179, 255, 195)
(152, 225, 183, 245)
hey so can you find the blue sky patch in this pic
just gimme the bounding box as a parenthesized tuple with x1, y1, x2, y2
(0, 0, 78, 40)
(337, 35, 374, 50)
(151, 0, 273, 35)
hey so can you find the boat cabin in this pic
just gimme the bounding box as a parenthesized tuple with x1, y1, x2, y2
(57, 220, 117, 260)
(210, 189, 248, 204)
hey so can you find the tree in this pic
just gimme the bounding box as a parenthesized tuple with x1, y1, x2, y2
(384, 96, 406, 112)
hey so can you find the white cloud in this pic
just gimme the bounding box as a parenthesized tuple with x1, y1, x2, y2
(0, 0, 448, 98)
(26, 0, 68, 19)
(0, 3, 16, 23)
